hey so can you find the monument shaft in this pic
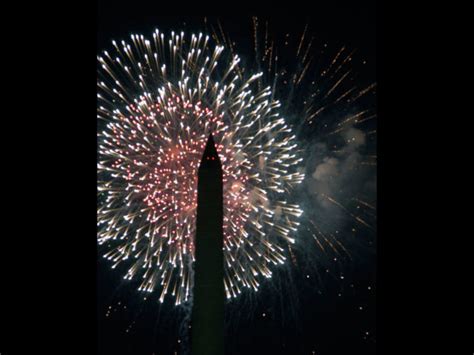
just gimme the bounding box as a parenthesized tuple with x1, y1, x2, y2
(191, 134, 224, 355)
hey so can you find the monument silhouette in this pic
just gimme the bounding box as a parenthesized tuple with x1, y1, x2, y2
(191, 134, 225, 355)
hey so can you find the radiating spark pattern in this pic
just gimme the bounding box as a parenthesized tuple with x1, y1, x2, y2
(97, 30, 304, 305)
(231, 17, 378, 277)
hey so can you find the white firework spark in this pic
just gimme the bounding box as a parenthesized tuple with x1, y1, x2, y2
(97, 30, 305, 305)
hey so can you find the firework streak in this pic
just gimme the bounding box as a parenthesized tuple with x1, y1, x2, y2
(97, 30, 304, 305)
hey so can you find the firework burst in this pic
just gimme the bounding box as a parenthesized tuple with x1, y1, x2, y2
(97, 30, 305, 305)
(213, 17, 378, 293)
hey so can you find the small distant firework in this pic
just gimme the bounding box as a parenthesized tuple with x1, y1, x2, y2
(97, 30, 305, 305)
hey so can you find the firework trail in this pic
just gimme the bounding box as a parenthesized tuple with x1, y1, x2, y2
(232, 17, 378, 290)
(97, 30, 305, 305)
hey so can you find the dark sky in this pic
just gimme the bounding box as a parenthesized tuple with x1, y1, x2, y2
(97, 3, 377, 355)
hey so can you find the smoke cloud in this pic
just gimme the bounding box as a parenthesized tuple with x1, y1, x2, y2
(302, 124, 376, 232)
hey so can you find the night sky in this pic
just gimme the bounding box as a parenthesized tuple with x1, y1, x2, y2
(97, 5, 376, 355)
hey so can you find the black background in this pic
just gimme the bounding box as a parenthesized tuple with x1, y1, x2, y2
(1, 1, 470, 355)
